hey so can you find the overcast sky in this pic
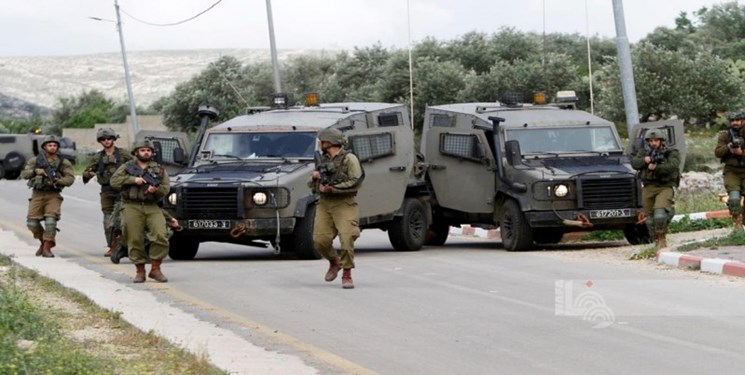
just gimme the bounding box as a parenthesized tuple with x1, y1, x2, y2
(0, 0, 732, 57)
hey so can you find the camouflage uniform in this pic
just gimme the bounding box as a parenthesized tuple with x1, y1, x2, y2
(714, 110, 745, 231)
(110, 141, 170, 282)
(83, 128, 132, 253)
(631, 129, 681, 247)
(20, 135, 75, 257)
(310, 128, 364, 289)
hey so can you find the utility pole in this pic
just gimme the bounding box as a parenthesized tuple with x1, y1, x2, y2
(113, 0, 139, 136)
(265, 0, 282, 93)
(611, 0, 639, 135)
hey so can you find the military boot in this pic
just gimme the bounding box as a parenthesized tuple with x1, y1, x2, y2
(733, 213, 744, 233)
(41, 240, 55, 258)
(35, 239, 43, 256)
(148, 259, 168, 283)
(341, 269, 354, 289)
(325, 257, 341, 282)
(105, 234, 120, 257)
(133, 264, 146, 283)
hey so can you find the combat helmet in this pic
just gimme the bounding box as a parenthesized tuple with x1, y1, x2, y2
(131, 139, 155, 155)
(40, 135, 60, 148)
(96, 127, 118, 141)
(318, 128, 345, 146)
(644, 129, 667, 142)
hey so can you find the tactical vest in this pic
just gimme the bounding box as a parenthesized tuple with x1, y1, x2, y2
(320, 149, 365, 194)
(638, 147, 680, 187)
(28, 156, 63, 191)
(719, 129, 745, 168)
(121, 160, 164, 203)
(96, 147, 122, 187)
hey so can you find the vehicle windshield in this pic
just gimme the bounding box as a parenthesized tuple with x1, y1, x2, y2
(505, 126, 621, 154)
(202, 131, 316, 159)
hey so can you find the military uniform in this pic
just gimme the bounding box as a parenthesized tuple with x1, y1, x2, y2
(310, 128, 364, 289)
(21, 135, 75, 257)
(631, 129, 681, 247)
(83, 128, 132, 254)
(714, 111, 745, 231)
(110, 140, 170, 283)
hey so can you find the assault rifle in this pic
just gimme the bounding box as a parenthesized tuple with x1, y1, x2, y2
(314, 151, 332, 186)
(729, 128, 743, 149)
(644, 143, 665, 164)
(126, 162, 162, 191)
(36, 151, 58, 188)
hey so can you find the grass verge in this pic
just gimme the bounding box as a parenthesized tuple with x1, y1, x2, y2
(0, 255, 227, 375)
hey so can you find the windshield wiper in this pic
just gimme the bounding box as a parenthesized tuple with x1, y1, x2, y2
(211, 153, 243, 160)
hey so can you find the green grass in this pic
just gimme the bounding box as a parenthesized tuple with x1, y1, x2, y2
(677, 230, 745, 252)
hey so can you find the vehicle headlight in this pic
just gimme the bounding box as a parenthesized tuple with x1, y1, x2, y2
(252, 192, 268, 206)
(167, 192, 178, 205)
(553, 184, 569, 198)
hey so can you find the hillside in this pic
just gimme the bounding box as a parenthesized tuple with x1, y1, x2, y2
(0, 48, 333, 117)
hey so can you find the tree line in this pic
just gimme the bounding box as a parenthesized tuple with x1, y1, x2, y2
(3, 1, 745, 136)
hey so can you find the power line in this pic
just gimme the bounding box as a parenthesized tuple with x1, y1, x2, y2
(120, 0, 223, 27)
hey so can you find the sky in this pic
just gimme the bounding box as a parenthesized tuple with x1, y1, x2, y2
(0, 0, 734, 57)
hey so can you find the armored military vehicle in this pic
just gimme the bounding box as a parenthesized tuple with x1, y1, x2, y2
(162, 94, 429, 260)
(420, 92, 685, 251)
(0, 134, 77, 179)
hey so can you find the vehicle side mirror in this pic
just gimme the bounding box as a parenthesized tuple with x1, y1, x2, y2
(505, 140, 522, 166)
(173, 147, 185, 164)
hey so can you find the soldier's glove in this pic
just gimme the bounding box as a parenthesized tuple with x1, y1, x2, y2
(35, 168, 45, 176)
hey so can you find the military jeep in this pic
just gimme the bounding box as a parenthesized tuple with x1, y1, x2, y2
(420, 94, 685, 251)
(0, 134, 77, 180)
(163, 95, 430, 260)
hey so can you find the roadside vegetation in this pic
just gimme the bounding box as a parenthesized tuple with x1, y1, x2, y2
(0, 255, 227, 375)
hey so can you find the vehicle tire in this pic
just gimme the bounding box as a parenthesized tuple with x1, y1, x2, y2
(424, 219, 449, 246)
(533, 228, 564, 244)
(500, 199, 533, 251)
(285, 204, 321, 260)
(388, 198, 427, 251)
(168, 235, 199, 260)
(0, 165, 5, 180)
(623, 223, 652, 245)
(4, 151, 25, 170)
(4, 170, 20, 180)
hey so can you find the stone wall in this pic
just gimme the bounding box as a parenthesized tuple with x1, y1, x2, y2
(62, 115, 166, 152)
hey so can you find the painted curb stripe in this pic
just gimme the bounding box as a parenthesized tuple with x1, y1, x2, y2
(722, 262, 745, 277)
(701, 258, 728, 274)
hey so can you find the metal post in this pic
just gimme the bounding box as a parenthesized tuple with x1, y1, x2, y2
(114, 0, 139, 136)
(611, 0, 639, 134)
(265, 0, 282, 93)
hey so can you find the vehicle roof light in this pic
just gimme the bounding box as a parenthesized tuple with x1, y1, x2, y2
(305, 92, 319, 107)
(270, 93, 293, 108)
(533, 91, 547, 105)
(556, 90, 578, 103)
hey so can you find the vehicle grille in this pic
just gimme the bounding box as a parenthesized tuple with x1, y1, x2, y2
(181, 187, 239, 219)
(579, 177, 636, 209)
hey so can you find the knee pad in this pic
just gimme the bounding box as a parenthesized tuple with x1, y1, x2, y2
(728, 191, 742, 213)
(26, 219, 42, 230)
(44, 217, 58, 235)
(653, 208, 668, 232)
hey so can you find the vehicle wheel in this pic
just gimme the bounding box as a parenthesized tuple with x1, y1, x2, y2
(168, 235, 199, 260)
(501, 200, 533, 251)
(4, 170, 20, 180)
(424, 219, 449, 246)
(284, 204, 321, 260)
(0, 165, 5, 180)
(4, 151, 25, 170)
(623, 223, 652, 245)
(533, 228, 564, 244)
(388, 198, 426, 251)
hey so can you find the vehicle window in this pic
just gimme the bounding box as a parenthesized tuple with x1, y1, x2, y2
(203, 132, 316, 159)
(349, 133, 394, 161)
(505, 126, 621, 154)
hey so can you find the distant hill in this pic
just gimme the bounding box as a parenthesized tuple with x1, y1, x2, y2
(0, 48, 334, 118)
(0, 93, 53, 120)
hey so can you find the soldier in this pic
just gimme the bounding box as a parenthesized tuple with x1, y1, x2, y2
(631, 129, 681, 248)
(309, 128, 364, 289)
(715, 110, 745, 232)
(110, 140, 170, 283)
(21, 135, 75, 257)
(83, 128, 132, 256)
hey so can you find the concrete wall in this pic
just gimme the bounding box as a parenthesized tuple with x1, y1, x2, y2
(63, 115, 166, 152)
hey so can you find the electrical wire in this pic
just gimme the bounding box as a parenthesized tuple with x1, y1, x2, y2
(120, 0, 224, 27)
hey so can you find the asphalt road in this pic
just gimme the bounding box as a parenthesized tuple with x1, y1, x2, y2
(2, 178, 745, 374)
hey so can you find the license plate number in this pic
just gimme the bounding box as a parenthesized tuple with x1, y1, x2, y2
(188, 220, 231, 229)
(589, 209, 631, 218)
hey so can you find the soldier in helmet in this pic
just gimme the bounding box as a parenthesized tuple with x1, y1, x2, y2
(715, 110, 745, 232)
(20, 135, 76, 257)
(83, 127, 132, 256)
(631, 129, 681, 248)
(110, 140, 170, 283)
(309, 127, 365, 289)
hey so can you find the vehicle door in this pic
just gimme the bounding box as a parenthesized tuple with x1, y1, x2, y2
(627, 119, 686, 173)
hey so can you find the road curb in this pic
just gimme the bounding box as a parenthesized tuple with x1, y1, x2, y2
(657, 250, 745, 278)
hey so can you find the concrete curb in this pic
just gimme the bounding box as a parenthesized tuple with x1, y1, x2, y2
(657, 250, 745, 278)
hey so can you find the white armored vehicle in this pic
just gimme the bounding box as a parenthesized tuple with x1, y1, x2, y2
(163, 94, 430, 260)
(420, 92, 685, 251)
